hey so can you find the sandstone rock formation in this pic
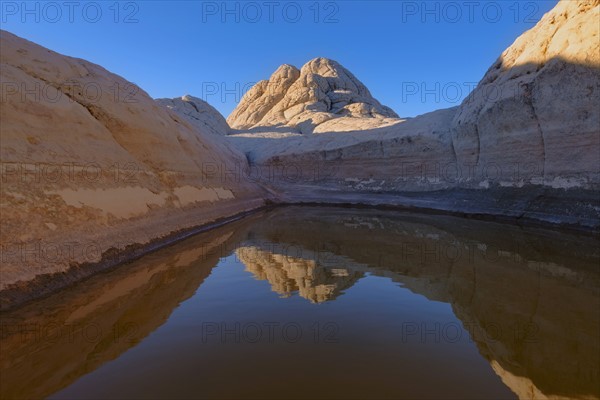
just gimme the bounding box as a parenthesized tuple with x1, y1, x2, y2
(227, 57, 400, 134)
(452, 0, 600, 188)
(156, 95, 230, 136)
(1, 0, 598, 310)
(227, 0, 600, 229)
(0, 30, 265, 307)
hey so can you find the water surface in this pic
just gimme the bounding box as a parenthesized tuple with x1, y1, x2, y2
(1, 207, 599, 399)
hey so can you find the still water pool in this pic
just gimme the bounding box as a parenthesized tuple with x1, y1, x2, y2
(1, 207, 599, 399)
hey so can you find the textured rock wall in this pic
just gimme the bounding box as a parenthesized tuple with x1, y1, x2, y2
(1, 0, 598, 308)
(0, 30, 265, 299)
(226, 0, 600, 229)
(452, 0, 600, 189)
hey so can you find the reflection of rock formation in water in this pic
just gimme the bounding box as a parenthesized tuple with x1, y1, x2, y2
(1, 207, 598, 400)
(0, 214, 260, 400)
(490, 360, 573, 400)
(444, 256, 600, 400)
(244, 207, 600, 400)
(236, 245, 363, 303)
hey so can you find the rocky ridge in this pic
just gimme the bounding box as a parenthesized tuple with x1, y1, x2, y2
(227, 57, 400, 134)
(452, 0, 600, 188)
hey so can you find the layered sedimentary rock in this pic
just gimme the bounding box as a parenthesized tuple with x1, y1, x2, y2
(227, 57, 399, 134)
(452, 0, 600, 188)
(227, 0, 600, 229)
(0, 30, 265, 307)
(156, 95, 230, 136)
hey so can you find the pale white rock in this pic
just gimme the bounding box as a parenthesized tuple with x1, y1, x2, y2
(156, 95, 230, 136)
(226, 0, 600, 228)
(227, 58, 399, 133)
(452, 0, 600, 188)
(1, 0, 599, 310)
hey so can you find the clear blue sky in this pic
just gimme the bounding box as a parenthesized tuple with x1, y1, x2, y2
(2, 0, 557, 117)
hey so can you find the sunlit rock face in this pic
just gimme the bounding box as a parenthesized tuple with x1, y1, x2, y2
(156, 95, 230, 136)
(227, 57, 399, 134)
(452, 0, 600, 188)
(1, 0, 598, 309)
(0, 30, 265, 305)
(227, 0, 600, 229)
(236, 245, 363, 303)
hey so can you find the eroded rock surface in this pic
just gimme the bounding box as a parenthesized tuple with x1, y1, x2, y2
(1, 0, 599, 309)
(227, 57, 399, 134)
(0, 30, 265, 302)
(226, 0, 600, 228)
(452, 0, 600, 188)
(156, 95, 230, 136)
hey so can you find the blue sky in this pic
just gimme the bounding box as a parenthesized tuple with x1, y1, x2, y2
(2, 0, 557, 117)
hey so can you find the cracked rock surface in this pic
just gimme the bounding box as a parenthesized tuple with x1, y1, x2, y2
(0, 0, 598, 308)
(227, 57, 399, 134)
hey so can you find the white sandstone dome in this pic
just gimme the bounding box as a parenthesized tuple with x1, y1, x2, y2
(227, 57, 399, 134)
